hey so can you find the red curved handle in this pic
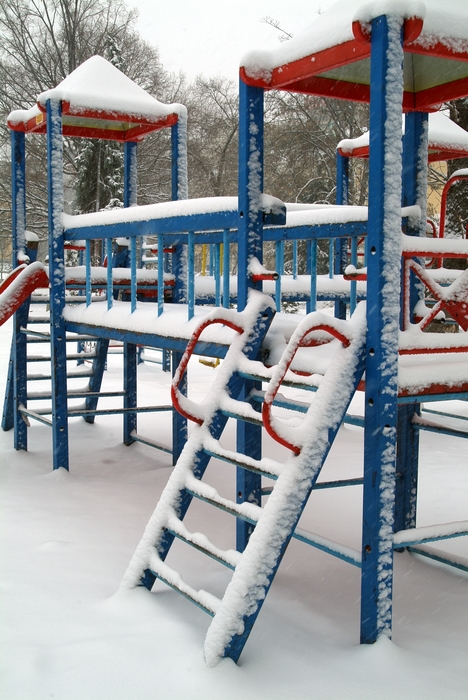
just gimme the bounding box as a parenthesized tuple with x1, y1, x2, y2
(262, 321, 352, 455)
(171, 316, 244, 424)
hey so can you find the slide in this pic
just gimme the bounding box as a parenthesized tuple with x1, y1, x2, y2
(0, 262, 49, 326)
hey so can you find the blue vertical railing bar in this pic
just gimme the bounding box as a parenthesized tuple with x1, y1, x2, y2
(214, 243, 221, 307)
(158, 234, 164, 317)
(124, 142, 138, 208)
(223, 229, 230, 308)
(328, 239, 335, 278)
(46, 99, 69, 471)
(130, 236, 137, 313)
(11, 131, 26, 263)
(292, 240, 298, 280)
(188, 231, 195, 320)
(308, 240, 317, 312)
(275, 240, 283, 312)
(350, 236, 358, 315)
(85, 240, 92, 306)
(106, 238, 112, 310)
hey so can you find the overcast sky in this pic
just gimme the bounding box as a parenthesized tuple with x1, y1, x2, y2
(129, 0, 336, 82)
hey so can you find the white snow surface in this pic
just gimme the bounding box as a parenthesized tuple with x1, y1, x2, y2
(1, 307, 467, 698)
(36, 55, 185, 121)
(241, 0, 468, 77)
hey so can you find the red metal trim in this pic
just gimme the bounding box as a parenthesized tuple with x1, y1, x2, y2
(399, 345, 468, 355)
(171, 316, 244, 425)
(251, 272, 279, 282)
(262, 321, 352, 454)
(439, 173, 468, 238)
(398, 381, 468, 397)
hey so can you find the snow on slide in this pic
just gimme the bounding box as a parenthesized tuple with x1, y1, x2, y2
(0, 262, 49, 326)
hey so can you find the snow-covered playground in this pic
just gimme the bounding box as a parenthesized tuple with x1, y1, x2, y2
(2, 0, 468, 696)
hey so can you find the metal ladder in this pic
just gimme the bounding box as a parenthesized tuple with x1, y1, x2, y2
(121, 296, 367, 665)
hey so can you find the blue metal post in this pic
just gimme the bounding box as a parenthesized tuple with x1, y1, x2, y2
(237, 79, 264, 311)
(394, 112, 428, 534)
(46, 99, 69, 471)
(223, 229, 230, 308)
(170, 118, 189, 462)
(236, 78, 265, 550)
(123, 141, 138, 445)
(335, 152, 350, 319)
(124, 141, 138, 207)
(171, 350, 187, 465)
(360, 15, 404, 644)
(9, 131, 28, 449)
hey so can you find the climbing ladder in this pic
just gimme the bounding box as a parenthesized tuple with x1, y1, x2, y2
(2, 292, 111, 436)
(121, 294, 367, 665)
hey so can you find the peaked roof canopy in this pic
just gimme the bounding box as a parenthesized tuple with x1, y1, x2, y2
(240, 0, 468, 112)
(8, 56, 185, 141)
(337, 110, 468, 161)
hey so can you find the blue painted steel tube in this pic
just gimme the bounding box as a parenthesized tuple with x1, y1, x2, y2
(130, 236, 137, 313)
(188, 231, 195, 320)
(123, 342, 137, 445)
(11, 131, 26, 264)
(236, 78, 265, 548)
(10, 131, 28, 450)
(46, 99, 69, 471)
(223, 229, 230, 308)
(350, 236, 358, 314)
(158, 233, 164, 317)
(214, 244, 221, 306)
(394, 112, 428, 535)
(237, 80, 264, 311)
(307, 240, 317, 312)
(292, 240, 298, 280)
(360, 15, 404, 644)
(171, 350, 187, 465)
(275, 240, 283, 312)
(124, 142, 138, 208)
(334, 158, 349, 319)
(85, 240, 91, 306)
(106, 238, 112, 309)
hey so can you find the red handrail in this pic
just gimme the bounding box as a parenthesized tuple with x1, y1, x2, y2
(171, 316, 244, 425)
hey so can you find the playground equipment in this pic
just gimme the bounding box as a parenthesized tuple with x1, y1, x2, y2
(2, 0, 468, 666)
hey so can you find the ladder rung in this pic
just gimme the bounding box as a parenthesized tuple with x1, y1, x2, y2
(27, 353, 97, 362)
(185, 483, 261, 527)
(19, 407, 52, 426)
(202, 443, 283, 480)
(166, 518, 241, 570)
(27, 370, 94, 381)
(146, 555, 221, 616)
(27, 390, 126, 401)
(67, 405, 170, 417)
(131, 433, 172, 454)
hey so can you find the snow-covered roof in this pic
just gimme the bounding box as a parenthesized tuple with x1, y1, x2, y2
(8, 56, 186, 141)
(240, 0, 468, 110)
(338, 111, 468, 160)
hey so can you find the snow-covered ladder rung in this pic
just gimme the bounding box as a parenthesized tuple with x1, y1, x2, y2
(202, 445, 283, 480)
(394, 520, 468, 547)
(145, 556, 222, 616)
(27, 370, 94, 381)
(166, 518, 241, 570)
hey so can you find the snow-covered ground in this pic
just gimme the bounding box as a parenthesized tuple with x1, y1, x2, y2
(1, 313, 467, 700)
